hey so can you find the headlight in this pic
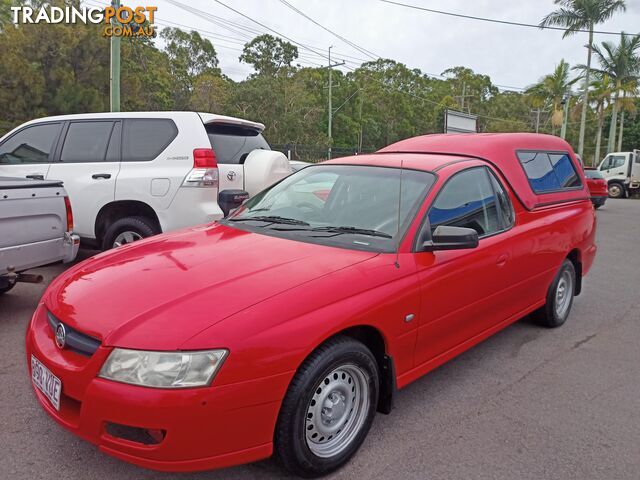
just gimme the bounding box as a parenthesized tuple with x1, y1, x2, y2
(99, 348, 228, 389)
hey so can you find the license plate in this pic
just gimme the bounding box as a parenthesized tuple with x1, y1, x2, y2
(31, 355, 62, 411)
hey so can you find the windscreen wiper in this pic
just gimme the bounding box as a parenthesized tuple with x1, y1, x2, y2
(309, 226, 392, 238)
(227, 215, 310, 226)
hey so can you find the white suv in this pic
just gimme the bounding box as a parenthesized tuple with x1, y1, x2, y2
(0, 112, 291, 249)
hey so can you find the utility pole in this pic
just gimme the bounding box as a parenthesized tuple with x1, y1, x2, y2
(110, 0, 121, 112)
(327, 46, 345, 160)
(560, 93, 570, 140)
(535, 109, 541, 134)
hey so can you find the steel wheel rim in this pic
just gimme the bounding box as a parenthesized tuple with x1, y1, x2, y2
(609, 185, 621, 197)
(305, 364, 369, 458)
(113, 231, 143, 248)
(555, 270, 573, 319)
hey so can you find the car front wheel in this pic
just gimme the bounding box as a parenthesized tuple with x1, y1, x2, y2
(275, 336, 379, 478)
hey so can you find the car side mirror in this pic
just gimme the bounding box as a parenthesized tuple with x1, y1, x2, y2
(421, 225, 479, 252)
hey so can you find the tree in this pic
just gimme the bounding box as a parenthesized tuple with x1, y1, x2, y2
(525, 59, 575, 134)
(540, 0, 626, 157)
(160, 28, 219, 108)
(589, 74, 614, 163)
(587, 34, 640, 153)
(239, 34, 298, 77)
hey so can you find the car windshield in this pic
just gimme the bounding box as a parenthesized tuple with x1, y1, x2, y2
(584, 169, 604, 179)
(223, 164, 436, 252)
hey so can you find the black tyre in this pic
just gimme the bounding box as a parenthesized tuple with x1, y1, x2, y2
(594, 204, 601, 210)
(101, 216, 159, 250)
(275, 336, 379, 478)
(608, 182, 625, 199)
(532, 259, 576, 328)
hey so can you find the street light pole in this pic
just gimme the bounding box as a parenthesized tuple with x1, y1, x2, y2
(110, 0, 121, 112)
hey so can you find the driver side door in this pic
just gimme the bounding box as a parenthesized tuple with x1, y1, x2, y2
(412, 166, 516, 368)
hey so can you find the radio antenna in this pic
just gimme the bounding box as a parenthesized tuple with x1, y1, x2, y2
(394, 158, 404, 269)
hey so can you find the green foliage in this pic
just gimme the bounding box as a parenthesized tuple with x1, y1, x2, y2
(160, 27, 219, 108)
(2, 20, 636, 162)
(239, 34, 298, 77)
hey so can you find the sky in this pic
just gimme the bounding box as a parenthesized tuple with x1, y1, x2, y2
(145, 0, 640, 91)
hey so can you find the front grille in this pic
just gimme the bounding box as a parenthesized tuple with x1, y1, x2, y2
(47, 312, 101, 356)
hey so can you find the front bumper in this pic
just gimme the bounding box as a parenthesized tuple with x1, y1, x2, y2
(26, 304, 290, 472)
(590, 196, 607, 208)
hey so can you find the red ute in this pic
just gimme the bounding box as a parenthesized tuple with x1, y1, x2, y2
(26, 133, 597, 477)
(584, 167, 609, 209)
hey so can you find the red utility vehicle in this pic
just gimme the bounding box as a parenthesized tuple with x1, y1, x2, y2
(584, 167, 609, 209)
(27, 133, 597, 477)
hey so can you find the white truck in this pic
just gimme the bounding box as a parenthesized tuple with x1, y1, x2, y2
(0, 177, 79, 295)
(0, 112, 291, 250)
(597, 150, 640, 198)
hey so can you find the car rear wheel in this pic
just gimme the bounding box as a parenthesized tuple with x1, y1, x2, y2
(532, 259, 576, 328)
(275, 336, 379, 478)
(608, 182, 625, 199)
(102, 216, 159, 250)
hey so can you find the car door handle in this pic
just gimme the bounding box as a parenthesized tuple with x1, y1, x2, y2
(26, 174, 44, 180)
(496, 254, 509, 267)
(92, 173, 111, 180)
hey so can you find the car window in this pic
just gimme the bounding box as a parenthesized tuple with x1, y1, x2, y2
(105, 122, 121, 162)
(206, 124, 270, 164)
(609, 155, 626, 169)
(60, 122, 114, 163)
(517, 151, 581, 193)
(122, 119, 178, 162)
(429, 167, 501, 237)
(584, 169, 604, 179)
(0, 123, 61, 165)
(549, 153, 581, 188)
(226, 165, 435, 253)
(487, 168, 515, 229)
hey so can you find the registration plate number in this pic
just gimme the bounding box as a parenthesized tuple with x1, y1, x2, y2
(31, 355, 61, 411)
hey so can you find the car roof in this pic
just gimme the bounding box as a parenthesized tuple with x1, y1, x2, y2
(324, 152, 469, 171)
(326, 133, 589, 210)
(13, 111, 265, 132)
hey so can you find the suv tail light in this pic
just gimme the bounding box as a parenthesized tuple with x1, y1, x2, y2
(182, 148, 219, 188)
(64, 196, 74, 232)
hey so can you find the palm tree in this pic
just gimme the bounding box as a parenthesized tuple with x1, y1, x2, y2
(540, 0, 626, 157)
(587, 34, 640, 153)
(589, 74, 613, 163)
(616, 78, 638, 150)
(525, 60, 575, 135)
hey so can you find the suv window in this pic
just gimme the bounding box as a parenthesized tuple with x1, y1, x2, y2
(60, 121, 115, 163)
(122, 119, 178, 162)
(0, 123, 61, 165)
(206, 124, 270, 164)
(517, 151, 581, 193)
(429, 167, 501, 237)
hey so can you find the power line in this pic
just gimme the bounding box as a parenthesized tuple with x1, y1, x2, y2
(276, 0, 379, 60)
(380, 0, 639, 36)
(210, 0, 330, 61)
